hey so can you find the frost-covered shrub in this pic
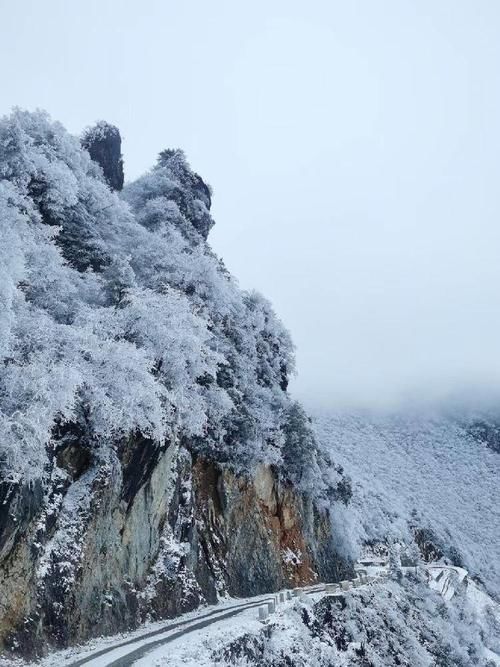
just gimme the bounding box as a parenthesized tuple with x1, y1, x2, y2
(281, 402, 321, 491)
(123, 147, 213, 240)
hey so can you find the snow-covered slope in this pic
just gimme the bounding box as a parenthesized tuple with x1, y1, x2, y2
(313, 409, 500, 600)
(209, 569, 500, 667)
(1, 108, 497, 665)
(174, 404, 500, 666)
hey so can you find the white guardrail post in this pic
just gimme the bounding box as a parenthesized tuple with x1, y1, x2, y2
(325, 583, 338, 593)
(259, 571, 378, 621)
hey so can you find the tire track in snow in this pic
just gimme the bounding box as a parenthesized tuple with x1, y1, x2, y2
(66, 597, 275, 667)
(64, 577, 380, 666)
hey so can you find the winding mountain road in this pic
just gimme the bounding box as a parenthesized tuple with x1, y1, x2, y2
(43, 562, 486, 667)
(65, 596, 275, 667)
(62, 574, 383, 666)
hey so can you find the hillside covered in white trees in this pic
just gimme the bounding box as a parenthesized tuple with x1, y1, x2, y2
(0, 110, 498, 667)
(313, 409, 500, 601)
(0, 109, 303, 482)
(0, 110, 348, 660)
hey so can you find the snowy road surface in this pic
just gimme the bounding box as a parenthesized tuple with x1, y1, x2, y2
(2, 563, 484, 666)
(68, 597, 276, 667)
(40, 583, 333, 666)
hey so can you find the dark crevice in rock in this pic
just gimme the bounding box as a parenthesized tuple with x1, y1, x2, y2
(118, 434, 169, 510)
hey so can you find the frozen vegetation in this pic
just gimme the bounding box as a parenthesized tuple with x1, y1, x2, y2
(0, 109, 326, 491)
(0, 110, 347, 659)
(208, 573, 500, 667)
(313, 409, 500, 601)
(0, 108, 498, 665)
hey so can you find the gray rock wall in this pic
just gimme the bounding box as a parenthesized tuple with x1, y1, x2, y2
(0, 436, 349, 659)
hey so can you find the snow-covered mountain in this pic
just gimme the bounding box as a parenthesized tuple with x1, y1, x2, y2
(0, 110, 349, 660)
(0, 109, 498, 666)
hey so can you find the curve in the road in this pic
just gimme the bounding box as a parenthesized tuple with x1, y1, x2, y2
(66, 578, 377, 667)
(104, 599, 273, 667)
(66, 597, 275, 667)
(101, 587, 334, 667)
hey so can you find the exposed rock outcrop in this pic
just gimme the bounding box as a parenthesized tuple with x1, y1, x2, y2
(0, 438, 349, 659)
(156, 149, 214, 239)
(81, 121, 124, 191)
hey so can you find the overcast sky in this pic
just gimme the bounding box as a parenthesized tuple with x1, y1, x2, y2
(1, 0, 500, 408)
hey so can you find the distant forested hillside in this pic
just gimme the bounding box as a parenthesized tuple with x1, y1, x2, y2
(314, 409, 500, 599)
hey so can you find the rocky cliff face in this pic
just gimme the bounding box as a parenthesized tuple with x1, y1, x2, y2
(0, 110, 351, 660)
(0, 437, 349, 658)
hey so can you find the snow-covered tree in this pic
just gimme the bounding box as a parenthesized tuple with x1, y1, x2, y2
(0, 109, 319, 491)
(389, 541, 403, 581)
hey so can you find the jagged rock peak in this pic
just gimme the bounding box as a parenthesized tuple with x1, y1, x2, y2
(81, 120, 124, 191)
(156, 148, 214, 239)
